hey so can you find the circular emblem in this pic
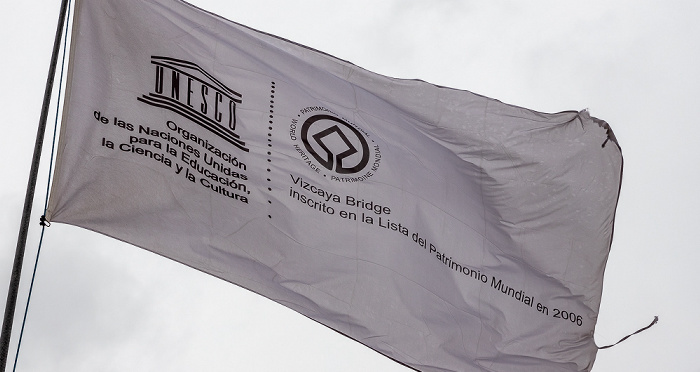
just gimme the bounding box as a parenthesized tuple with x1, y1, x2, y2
(301, 114, 369, 174)
(290, 107, 381, 182)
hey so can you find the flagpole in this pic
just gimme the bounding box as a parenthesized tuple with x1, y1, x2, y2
(0, 0, 71, 369)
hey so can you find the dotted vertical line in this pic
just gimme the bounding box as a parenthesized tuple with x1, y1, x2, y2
(267, 81, 275, 219)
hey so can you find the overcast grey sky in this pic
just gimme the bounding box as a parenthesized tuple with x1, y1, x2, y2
(1, 0, 699, 371)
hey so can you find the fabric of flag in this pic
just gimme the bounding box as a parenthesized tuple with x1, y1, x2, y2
(46, 0, 623, 370)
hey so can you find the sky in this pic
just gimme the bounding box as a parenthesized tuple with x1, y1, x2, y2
(1, 0, 699, 371)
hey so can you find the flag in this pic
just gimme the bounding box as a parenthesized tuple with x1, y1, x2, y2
(46, 0, 622, 370)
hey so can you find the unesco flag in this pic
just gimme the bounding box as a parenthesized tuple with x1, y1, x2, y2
(47, 0, 623, 370)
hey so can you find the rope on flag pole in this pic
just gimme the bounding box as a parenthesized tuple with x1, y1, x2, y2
(11, 1, 73, 370)
(0, 0, 71, 369)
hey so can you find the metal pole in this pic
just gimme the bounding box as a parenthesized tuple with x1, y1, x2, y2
(0, 0, 71, 369)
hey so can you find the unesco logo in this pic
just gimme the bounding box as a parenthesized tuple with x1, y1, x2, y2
(138, 56, 247, 152)
(290, 107, 381, 182)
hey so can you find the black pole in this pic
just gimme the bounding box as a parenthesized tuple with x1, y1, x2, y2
(0, 0, 71, 369)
